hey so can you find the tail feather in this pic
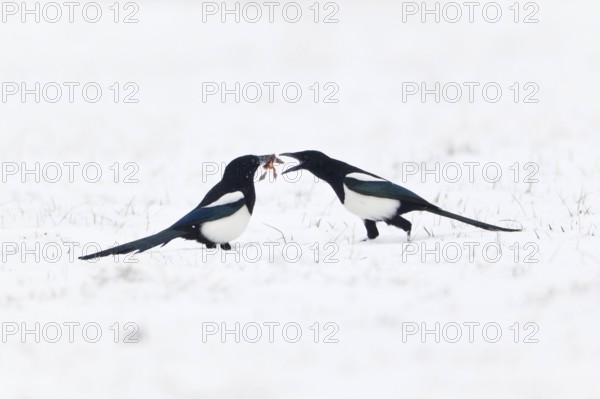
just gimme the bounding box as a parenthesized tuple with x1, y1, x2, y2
(79, 229, 184, 260)
(426, 208, 522, 232)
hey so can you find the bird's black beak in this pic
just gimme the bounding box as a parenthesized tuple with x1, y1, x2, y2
(256, 154, 283, 167)
(257, 154, 273, 166)
(280, 152, 303, 174)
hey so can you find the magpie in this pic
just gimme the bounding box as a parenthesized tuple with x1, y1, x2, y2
(281, 150, 521, 240)
(80, 154, 274, 260)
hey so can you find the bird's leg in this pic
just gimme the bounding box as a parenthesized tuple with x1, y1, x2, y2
(363, 220, 379, 240)
(220, 243, 232, 250)
(387, 216, 412, 241)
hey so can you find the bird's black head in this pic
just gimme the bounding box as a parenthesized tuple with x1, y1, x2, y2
(280, 150, 333, 177)
(223, 154, 273, 184)
(280, 150, 362, 203)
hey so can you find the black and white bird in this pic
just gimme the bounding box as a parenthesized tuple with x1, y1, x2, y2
(80, 154, 273, 260)
(281, 150, 521, 240)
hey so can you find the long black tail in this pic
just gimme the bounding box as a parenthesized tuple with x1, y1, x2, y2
(79, 229, 184, 260)
(426, 208, 522, 232)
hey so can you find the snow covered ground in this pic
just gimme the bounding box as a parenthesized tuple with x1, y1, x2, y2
(1, 0, 599, 397)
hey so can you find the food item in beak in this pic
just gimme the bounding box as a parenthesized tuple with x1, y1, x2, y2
(259, 154, 284, 180)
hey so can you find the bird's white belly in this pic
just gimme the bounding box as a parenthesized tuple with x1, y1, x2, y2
(201, 205, 251, 243)
(343, 185, 400, 221)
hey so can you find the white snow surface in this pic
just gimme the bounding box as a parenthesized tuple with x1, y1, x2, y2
(1, 1, 600, 398)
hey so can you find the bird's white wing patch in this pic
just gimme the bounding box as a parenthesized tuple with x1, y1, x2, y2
(346, 172, 386, 182)
(204, 191, 244, 208)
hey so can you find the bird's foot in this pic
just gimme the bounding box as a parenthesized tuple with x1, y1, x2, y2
(206, 243, 217, 249)
(220, 243, 232, 250)
(364, 220, 380, 240)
